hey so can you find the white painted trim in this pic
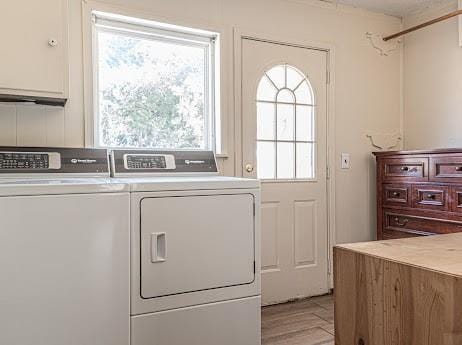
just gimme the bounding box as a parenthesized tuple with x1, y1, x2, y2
(459, 0, 462, 46)
(82, 0, 96, 147)
(233, 27, 337, 289)
(326, 48, 336, 290)
(81, 0, 232, 154)
(399, 19, 405, 150)
(62, 0, 70, 100)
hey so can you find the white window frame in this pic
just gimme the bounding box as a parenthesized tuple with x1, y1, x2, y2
(89, 11, 220, 151)
(256, 64, 316, 180)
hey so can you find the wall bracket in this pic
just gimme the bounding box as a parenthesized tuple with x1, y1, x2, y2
(366, 32, 401, 56)
(366, 132, 402, 151)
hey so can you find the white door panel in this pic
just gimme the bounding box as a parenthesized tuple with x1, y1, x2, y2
(241, 38, 329, 304)
(140, 194, 255, 298)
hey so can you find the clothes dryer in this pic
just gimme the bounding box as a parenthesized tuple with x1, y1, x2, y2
(111, 149, 261, 345)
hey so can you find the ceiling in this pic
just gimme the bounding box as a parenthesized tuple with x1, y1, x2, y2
(323, 0, 454, 17)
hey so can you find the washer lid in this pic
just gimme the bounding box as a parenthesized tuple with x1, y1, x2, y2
(0, 178, 128, 196)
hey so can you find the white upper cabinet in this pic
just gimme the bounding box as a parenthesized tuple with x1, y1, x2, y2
(0, 0, 69, 104)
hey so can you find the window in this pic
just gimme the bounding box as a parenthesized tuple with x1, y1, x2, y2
(92, 12, 219, 150)
(256, 65, 315, 180)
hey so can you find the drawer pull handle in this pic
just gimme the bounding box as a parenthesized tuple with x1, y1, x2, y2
(394, 217, 409, 226)
(456, 166, 462, 172)
(401, 166, 409, 171)
(392, 192, 400, 197)
(426, 194, 436, 199)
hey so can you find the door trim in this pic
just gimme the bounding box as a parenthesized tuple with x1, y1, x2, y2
(233, 28, 337, 288)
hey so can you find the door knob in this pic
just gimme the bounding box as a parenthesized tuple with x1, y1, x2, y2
(245, 164, 254, 173)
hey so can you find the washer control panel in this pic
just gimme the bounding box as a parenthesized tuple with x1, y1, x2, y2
(124, 154, 176, 170)
(0, 152, 61, 170)
(0, 147, 110, 175)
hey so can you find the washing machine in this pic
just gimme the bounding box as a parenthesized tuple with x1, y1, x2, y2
(0, 147, 130, 345)
(110, 149, 261, 345)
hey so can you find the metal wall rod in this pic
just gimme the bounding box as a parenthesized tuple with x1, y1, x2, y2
(383, 9, 462, 41)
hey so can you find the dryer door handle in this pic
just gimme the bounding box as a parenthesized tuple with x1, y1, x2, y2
(151, 232, 167, 263)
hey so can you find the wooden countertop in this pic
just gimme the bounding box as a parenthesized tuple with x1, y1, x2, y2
(334, 234, 462, 344)
(336, 233, 462, 278)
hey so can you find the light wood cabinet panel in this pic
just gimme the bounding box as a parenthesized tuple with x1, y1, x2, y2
(335, 234, 462, 345)
(0, 0, 69, 101)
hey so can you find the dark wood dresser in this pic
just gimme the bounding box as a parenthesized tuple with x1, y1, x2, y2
(374, 149, 462, 240)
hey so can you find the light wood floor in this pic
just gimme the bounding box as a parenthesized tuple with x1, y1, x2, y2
(261, 295, 334, 345)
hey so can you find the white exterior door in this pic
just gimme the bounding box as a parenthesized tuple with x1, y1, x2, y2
(241, 38, 329, 304)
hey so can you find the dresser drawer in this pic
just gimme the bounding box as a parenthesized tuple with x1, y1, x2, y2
(412, 185, 449, 211)
(430, 156, 462, 183)
(384, 211, 462, 236)
(381, 157, 428, 182)
(382, 184, 410, 207)
(450, 186, 462, 213)
(382, 230, 424, 240)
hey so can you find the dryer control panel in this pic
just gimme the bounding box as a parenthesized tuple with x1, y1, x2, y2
(0, 147, 110, 175)
(124, 154, 176, 170)
(111, 150, 218, 176)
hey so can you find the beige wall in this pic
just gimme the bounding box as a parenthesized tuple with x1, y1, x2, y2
(403, 0, 462, 149)
(0, 0, 403, 245)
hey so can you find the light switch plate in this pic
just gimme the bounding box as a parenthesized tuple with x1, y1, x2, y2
(341, 153, 350, 169)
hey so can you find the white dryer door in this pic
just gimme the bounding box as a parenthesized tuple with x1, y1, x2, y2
(140, 193, 255, 298)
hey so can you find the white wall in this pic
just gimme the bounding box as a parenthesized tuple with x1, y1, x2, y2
(0, 0, 403, 245)
(403, 0, 462, 149)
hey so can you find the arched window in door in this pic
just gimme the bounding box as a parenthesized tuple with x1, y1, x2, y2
(256, 64, 315, 179)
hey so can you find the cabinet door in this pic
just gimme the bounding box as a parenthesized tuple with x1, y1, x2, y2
(0, 0, 68, 98)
